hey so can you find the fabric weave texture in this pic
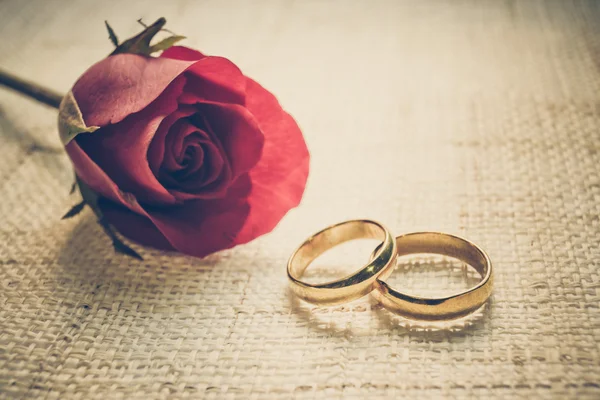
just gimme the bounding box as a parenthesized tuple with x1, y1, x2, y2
(0, 0, 599, 398)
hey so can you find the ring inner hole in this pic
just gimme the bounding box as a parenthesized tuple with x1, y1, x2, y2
(301, 238, 382, 285)
(290, 221, 385, 281)
(386, 253, 482, 298)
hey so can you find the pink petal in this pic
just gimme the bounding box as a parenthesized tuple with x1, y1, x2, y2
(76, 77, 187, 206)
(163, 46, 245, 104)
(180, 57, 246, 105)
(194, 102, 264, 180)
(161, 46, 206, 61)
(148, 102, 264, 202)
(98, 198, 175, 252)
(159, 120, 205, 172)
(147, 105, 197, 174)
(73, 54, 195, 127)
(65, 140, 145, 215)
(98, 176, 253, 258)
(158, 120, 230, 198)
(142, 176, 252, 257)
(233, 78, 310, 244)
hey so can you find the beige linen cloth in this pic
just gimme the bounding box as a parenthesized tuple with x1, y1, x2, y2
(1, 0, 599, 398)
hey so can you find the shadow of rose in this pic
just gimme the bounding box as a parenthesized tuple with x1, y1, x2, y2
(54, 212, 233, 310)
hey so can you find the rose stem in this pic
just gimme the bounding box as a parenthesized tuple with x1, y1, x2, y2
(0, 68, 63, 109)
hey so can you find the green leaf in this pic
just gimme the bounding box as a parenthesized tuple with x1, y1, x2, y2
(109, 17, 185, 56)
(75, 176, 143, 261)
(58, 91, 100, 145)
(105, 21, 119, 47)
(75, 175, 102, 217)
(61, 200, 86, 219)
(149, 35, 186, 53)
(111, 17, 166, 56)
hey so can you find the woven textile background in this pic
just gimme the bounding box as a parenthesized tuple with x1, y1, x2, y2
(1, 0, 599, 398)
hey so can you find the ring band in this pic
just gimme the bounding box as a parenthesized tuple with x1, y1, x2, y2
(372, 232, 493, 320)
(287, 219, 397, 305)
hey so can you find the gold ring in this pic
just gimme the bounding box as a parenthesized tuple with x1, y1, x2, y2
(372, 232, 493, 320)
(287, 219, 397, 305)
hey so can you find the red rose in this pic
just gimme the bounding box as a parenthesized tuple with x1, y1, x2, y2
(61, 46, 309, 258)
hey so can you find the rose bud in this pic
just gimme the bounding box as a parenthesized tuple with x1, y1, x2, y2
(58, 19, 309, 258)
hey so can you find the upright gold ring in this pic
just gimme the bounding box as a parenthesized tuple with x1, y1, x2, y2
(372, 232, 493, 320)
(287, 219, 397, 305)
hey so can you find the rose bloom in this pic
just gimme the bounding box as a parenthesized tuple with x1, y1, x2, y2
(64, 46, 309, 257)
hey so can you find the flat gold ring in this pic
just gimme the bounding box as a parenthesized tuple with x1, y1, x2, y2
(372, 232, 493, 320)
(287, 219, 397, 305)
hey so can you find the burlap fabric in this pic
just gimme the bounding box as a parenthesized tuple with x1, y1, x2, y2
(1, 0, 599, 398)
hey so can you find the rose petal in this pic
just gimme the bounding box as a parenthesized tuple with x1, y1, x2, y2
(160, 122, 226, 189)
(174, 141, 222, 184)
(233, 78, 310, 244)
(186, 116, 226, 187)
(110, 176, 252, 257)
(73, 54, 195, 127)
(161, 46, 206, 61)
(155, 116, 232, 201)
(180, 57, 246, 105)
(65, 140, 146, 215)
(180, 102, 265, 181)
(162, 46, 246, 105)
(147, 105, 197, 174)
(149, 101, 263, 202)
(76, 77, 187, 206)
(160, 121, 204, 171)
(97, 175, 253, 258)
(98, 198, 175, 252)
